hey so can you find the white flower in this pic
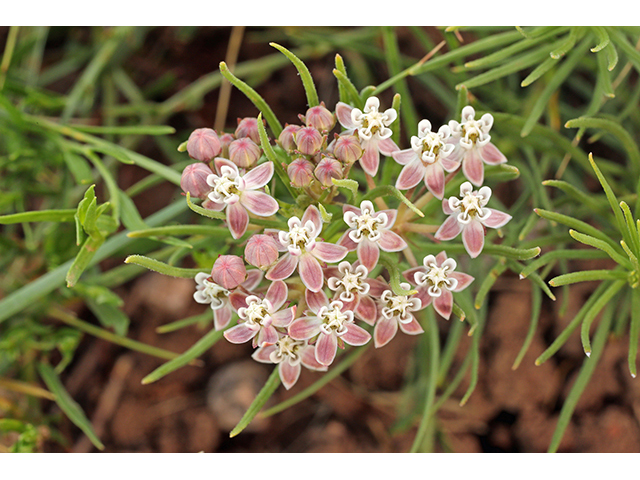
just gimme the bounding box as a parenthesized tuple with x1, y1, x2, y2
(350, 96, 397, 142)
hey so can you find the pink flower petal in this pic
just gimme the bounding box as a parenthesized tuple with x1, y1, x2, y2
(342, 203, 362, 216)
(301, 205, 323, 236)
(378, 209, 397, 228)
(357, 237, 380, 272)
(229, 291, 249, 311)
(446, 143, 465, 163)
(335, 102, 356, 129)
(398, 316, 425, 335)
(413, 286, 433, 309)
(433, 289, 453, 319)
(392, 148, 418, 166)
(462, 220, 485, 258)
(213, 305, 232, 330)
(279, 361, 301, 390)
(288, 316, 322, 340)
(305, 289, 329, 315)
(337, 231, 358, 251)
(449, 272, 475, 292)
(270, 306, 296, 328)
(479, 142, 507, 165)
(266, 280, 288, 311)
(366, 278, 390, 298)
(214, 157, 238, 175)
(355, 295, 378, 326)
(243, 162, 274, 189)
(462, 148, 484, 186)
(435, 251, 448, 264)
(434, 216, 463, 241)
(256, 324, 279, 347)
(315, 332, 338, 366)
(301, 345, 327, 371)
(312, 242, 348, 263)
(424, 162, 445, 200)
(396, 158, 427, 190)
(252, 345, 275, 364)
(442, 198, 455, 215)
(266, 253, 298, 281)
(242, 269, 264, 290)
(482, 208, 512, 229)
(240, 190, 279, 216)
(299, 253, 324, 292)
(226, 201, 249, 239)
(402, 266, 425, 285)
(378, 137, 400, 156)
(440, 155, 461, 172)
(378, 230, 407, 252)
(342, 323, 372, 346)
(374, 315, 398, 348)
(360, 141, 380, 176)
(224, 323, 257, 344)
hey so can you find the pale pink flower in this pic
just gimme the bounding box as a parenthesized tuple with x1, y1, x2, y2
(294, 126, 324, 156)
(193, 269, 262, 330)
(403, 251, 474, 320)
(392, 119, 459, 199)
(335, 96, 399, 176)
(366, 278, 424, 348)
(325, 261, 378, 325)
(206, 158, 278, 239)
(252, 334, 327, 390)
(434, 181, 512, 258)
(266, 205, 348, 292)
(447, 106, 508, 186)
(338, 200, 407, 272)
(224, 280, 296, 348)
(288, 289, 371, 366)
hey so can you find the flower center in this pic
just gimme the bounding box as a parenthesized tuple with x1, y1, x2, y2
(318, 303, 352, 336)
(461, 192, 484, 217)
(415, 263, 455, 297)
(419, 131, 443, 163)
(208, 169, 241, 204)
(381, 288, 419, 323)
(461, 119, 484, 145)
(270, 336, 304, 364)
(280, 219, 316, 256)
(239, 296, 272, 327)
(346, 209, 387, 243)
(201, 279, 229, 309)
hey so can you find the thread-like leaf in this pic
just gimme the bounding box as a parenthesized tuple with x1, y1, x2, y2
(230, 367, 281, 437)
(270, 42, 318, 108)
(124, 255, 206, 279)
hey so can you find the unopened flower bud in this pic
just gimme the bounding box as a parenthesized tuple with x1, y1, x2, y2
(333, 134, 363, 164)
(187, 128, 222, 162)
(314, 156, 343, 187)
(302, 103, 336, 133)
(278, 124, 301, 153)
(229, 137, 262, 168)
(180, 163, 213, 199)
(219, 133, 235, 158)
(211, 255, 247, 289)
(295, 126, 324, 155)
(245, 234, 279, 268)
(235, 117, 261, 144)
(287, 158, 315, 187)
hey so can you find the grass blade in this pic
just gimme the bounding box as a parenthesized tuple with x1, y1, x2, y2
(229, 367, 281, 437)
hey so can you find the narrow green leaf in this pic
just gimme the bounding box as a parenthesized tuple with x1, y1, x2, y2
(541, 179, 605, 213)
(519, 249, 609, 279)
(512, 285, 542, 369)
(580, 280, 625, 356)
(156, 310, 212, 334)
(549, 269, 628, 287)
(590, 27, 610, 52)
(569, 229, 632, 268)
(534, 208, 619, 250)
(0, 209, 76, 224)
(66, 235, 104, 288)
(474, 260, 507, 309)
(70, 124, 176, 136)
(379, 255, 417, 296)
(270, 42, 318, 108)
(596, 48, 615, 98)
(549, 27, 579, 59)
(363, 185, 424, 218)
(127, 224, 228, 238)
(37, 362, 104, 451)
(230, 367, 281, 437)
(332, 67, 362, 108)
(620, 201, 640, 256)
(629, 288, 640, 377)
(331, 178, 359, 202)
(185, 192, 225, 220)
(520, 56, 558, 87)
(124, 254, 206, 279)
(256, 112, 297, 199)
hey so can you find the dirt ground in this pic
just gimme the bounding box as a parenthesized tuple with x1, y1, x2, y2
(32, 27, 640, 452)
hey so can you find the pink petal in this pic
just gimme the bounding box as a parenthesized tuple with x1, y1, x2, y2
(299, 253, 324, 292)
(240, 190, 279, 216)
(479, 142, 507, 165)
(398, 316, 425, 335)
(226, 201, 249, 239)
(482, 208, 512, 229)
(256, 325, 279, 347)
(229, 291, 249, 311)
(396, 159, 427, 190)
(342, 323, 372, 346)
(357, 237, 380, 272)
(402, 266, 425, 285)
(224, 323, 257, 344)
(335, 102, 356, 129)
(378, 230, 407, 252)
(360, 141, 380, 176)
(243, 162, 274, 189)
(435, 251, 448, 264)
(266, 280, 288, 311)
(374, 315, 398, 348)
(337, 231, 358, 251)
(433, 289, 453, 320)
(449, 272, 475, 292)
(392, 148, 418, 166)
(443, 198, 455, 215)
(413, 286, 433, 309)
(252, 345, 276, 364)
(446, 143, 465, 163)
(288, 316, 322, 340)
(213, 305, 232, 330)
(434, 216, 463, 241)
(462, 148, 484, 186)
(242, 269, 264, 290)
(342, 204, 362, 216)
(462, 220, 485, 259)
(424, 162, 445, 200)
(279, 361, 301, 390)
(301, 346, 327, 371)
(305, 289, 329, 315)
(214, 157, 238, 175)
(312, 242, 348, 263)
(266, 253, 298, 281)
(315, 332, 338, 366)
(270, 306, 296, 328)
(378, 209, 397, 228)
(378, 137, 400, 156)
(355, 295, 378, 326)
(366, 278, 390, 298)
(301, 205, 323, 236)
(440, 155, 461, 172)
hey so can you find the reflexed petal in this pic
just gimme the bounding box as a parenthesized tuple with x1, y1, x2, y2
(213, 305, 232, 330)
(482, 208, 512, 229)
(378, 137, 400, 156)
(305, 289, 329, 315)
(446, 143, 465, 163)
(226, 201, 249, 239)
(257, 325, 279, 347)
(266, 253, 298, 281)
(342, 203, 362, 216)
(442, 198, 456, 215)
(402, 266, 425, 285)
(462, 220, 485, 259)
(214, 157, 238, 175)
(299, 253, 324, 292)
(355, 295, 378, 325)
(337, 231, 358, 251)
(378, 230, 407, 252)
(374, 315, 398, 348)
(435, 251, 448, 265)
(240, 190, 279, 216)
(252, 345, 276, 364)
(335, 102, 356, 129)
(288, 316, 322, 340)
(462, 148, 484, 186)
(413, 285, 434, 309)
(270, 306, 296, 328)
(301, 205, 323, 236)
(449, 272, 475, 292)
(366, 278, 390, 298)
(224, 323, 257, 344)
(266, 280, 288, 311)
(479, 142, 507, 165)
(342, 323, 372, 346)
(301, 346, 328, 371)
(229, 291, 248, 311)
(357, 237, 380, 272)
(279, 361, 301, 390)
(315, 333, 338, 366)
(312, 242, 348, 263)
(433, 289, 453, 320)
(360, 141, 380, 176)
(243, 162, 274, 189)
(424, 162, 445, 200)
(392, 148, 418, 166)
(399, 316, 425, 335)
(440, 155, 461, 172)
(434, 216, 463, 241)
(396, 159, 427, 190)
(242, 269, 264, 290)
(378, 209, 397, 228)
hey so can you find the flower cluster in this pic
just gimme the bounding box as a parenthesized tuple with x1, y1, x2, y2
(179, 95, 512, 390)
